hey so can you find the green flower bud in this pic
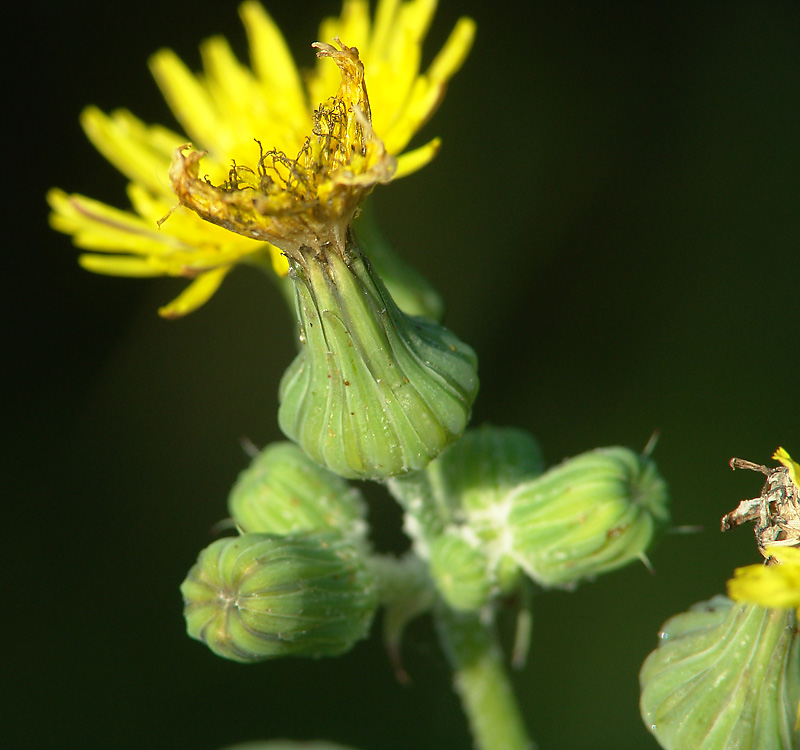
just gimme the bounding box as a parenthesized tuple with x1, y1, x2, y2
(228, 442, 367, 543)
(279, 234, 479, 481)
(640, 596, 800, 750)
(507, 447, 670, 588)
(429, 529, 493, 612)
(181, 533, 377, 663)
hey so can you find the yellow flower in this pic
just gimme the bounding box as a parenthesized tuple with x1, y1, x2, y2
(774, 446, 800, 487)
(728, 546, 800, 616)
(48, 1, 475, 318)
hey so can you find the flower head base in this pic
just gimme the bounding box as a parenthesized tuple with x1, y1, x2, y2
(170, 42, 395, 264)
(277, 232, 479, 480)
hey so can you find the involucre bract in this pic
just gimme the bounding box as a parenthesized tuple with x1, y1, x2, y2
(279, 239, 478, 481)
(640, 596, 800, 749)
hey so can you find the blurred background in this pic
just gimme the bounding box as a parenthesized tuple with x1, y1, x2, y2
(7, 1, 799, 748)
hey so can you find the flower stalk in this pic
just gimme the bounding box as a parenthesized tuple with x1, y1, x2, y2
(435, 606, 535, 750)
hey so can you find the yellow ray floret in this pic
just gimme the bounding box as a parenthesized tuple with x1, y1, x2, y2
(47, 0, 475, 317)
(728, 546, 800, 616)
(774, 446, 800, 488)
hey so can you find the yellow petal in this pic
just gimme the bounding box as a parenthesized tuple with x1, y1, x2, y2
(400, 0, 437, 39)
(382, 16, 476, 154)
(363, 4, 427, 136)
(426, 16, 477, 91)
(394, 137, 440, 179)
(728, 552, 800, 612)
(199, 36, 264, 155)
(78, 254, 166, 277)
(268, 246, 290, 276)
(765, 546, 800, 565)
(80, 107, 183, 197)
(49, 188, 266, 277)
(369, 0, 401, 59)
(149, 48, 224, 154)
(48, 188, 179, 256)
(126, 183, 262, 259)
(773, 447, 799, 487)
(239, 0, 308, 125)
(158, 266, 232, 319)
(322, 0, 371, 55)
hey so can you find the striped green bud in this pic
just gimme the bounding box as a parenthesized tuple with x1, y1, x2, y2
(278, 234, 478, 481)
(181, 533, 377, 663)
(429, 529, 493, 611)
(640, 596, 800, 750)
(507, 447, 670, 588)
(228, 442, 367, 543)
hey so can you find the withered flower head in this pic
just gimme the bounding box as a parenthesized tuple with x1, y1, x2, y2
(170, 42, 395, 266)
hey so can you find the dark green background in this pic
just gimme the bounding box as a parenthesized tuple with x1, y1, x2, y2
(8, 1, 799, 748)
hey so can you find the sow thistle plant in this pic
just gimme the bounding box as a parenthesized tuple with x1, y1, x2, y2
(48, 2, 798, 749)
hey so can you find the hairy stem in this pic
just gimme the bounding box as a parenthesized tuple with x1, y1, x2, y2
(435, 606, 535, 750)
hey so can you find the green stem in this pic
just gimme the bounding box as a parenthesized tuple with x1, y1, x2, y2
(435, 606, 535, 750)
